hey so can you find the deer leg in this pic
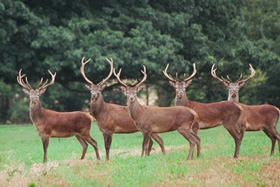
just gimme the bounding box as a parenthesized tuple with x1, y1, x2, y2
(238, 126, 246, 156)
(178, 128, 195, 160)
(141, 133, 147, 157)
(192, 122, 199, 135)
(224, 125, 243, 158)
(265, 126, 280, 154)
(41, 135, 50, 163)
(141, 138, 145, 157)
(147, 138, 154, 155)
(103, 133, 113, 161)
(76, 136, 88, 160)
(263, 129, 276, 155)
(151, 133, 166, 154)
(84, 136, 100, 160)
(143, 132, 151, 156)
(191, 131, 201, 158)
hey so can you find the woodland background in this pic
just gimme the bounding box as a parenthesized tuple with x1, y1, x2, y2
(0, 0, 280, 124)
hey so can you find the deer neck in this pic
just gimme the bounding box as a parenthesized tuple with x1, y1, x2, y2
(228, 92, 239, 103)
(176, 94, 190, 107)
(29, 99, 45, 124)
(128, 98, 142, 120)
(90, 94, 106, 119)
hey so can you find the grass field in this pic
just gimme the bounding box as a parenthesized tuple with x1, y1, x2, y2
(0, 122, 280, 186)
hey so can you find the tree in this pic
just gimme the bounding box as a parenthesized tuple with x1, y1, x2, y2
(0, 0, 279, 123)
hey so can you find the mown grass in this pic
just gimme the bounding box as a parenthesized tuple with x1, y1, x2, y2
(0, 122, 280, 186)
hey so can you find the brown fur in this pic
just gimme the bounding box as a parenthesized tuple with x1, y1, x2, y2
(28, 96, 100, 162)
(88, 90, 166, 160)
(212, 64, 280, 156)
(227, 91, 280, 156)
(17, 69, 100, 162)
(163, 64, 246, 158)
(125, 88, 201, 160)
(169, 81, 245, 158)
(114, 66, 201, 160)
(81, 57, 165, 160)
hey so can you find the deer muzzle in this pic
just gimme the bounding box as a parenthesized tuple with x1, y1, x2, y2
(177, 91, 184, 99)
(91, 92, 99, 102)
(129, 96, 135, 102)
(30, 96, 39, 105)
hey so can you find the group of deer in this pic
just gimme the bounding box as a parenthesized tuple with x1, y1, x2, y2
(17, 57, 280, 163)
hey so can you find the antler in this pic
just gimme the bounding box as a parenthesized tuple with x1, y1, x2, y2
(17, 69, 32, 90)
(38, 70, 56, 90)
(237, 64, 255, 84)
(135, 65, 147, 88)
(80, 57, 94, 85)
(114, 65, 147, 88)
(98, 58, 114, 85)
(211, 64, 231, 85)
(163, 64, 177, 82)
(183, 64, 197, 82)
(113, 68, 129, 87)
(80, 57, 114, 85)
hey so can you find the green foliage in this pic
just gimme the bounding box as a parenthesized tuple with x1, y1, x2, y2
(8, 98, 30, 124)
(0, 0, 279, 123)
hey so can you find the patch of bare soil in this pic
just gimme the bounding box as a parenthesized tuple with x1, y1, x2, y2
(190, 158, 246, 186)
(111, 145, 188, 158)
(0, 161, 61, 187)
(30, 161, 59, 176)
(260, 160, 280, 186)
(152, 156, 274, 186)
(74, 145, 188, 160)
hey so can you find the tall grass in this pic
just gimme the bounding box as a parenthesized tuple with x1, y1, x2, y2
(0, 122, 280, 186)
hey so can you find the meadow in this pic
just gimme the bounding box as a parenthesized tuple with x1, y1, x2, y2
(0, 122, 280, 186)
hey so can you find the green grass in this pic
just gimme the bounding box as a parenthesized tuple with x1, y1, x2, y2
(0, 122, 280, 186)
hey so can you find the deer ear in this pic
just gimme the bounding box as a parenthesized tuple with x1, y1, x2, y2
(184, 80, 192, 88)
(85, 84, 91, 90)
(136, 85, 144, 92)
(120, 86, 126, 92)
(223, 82, 230, 88)
(39, 88, 46, 96)
(238, 81, 246, 88)
(100, 84, 107, 91)
(169, 81, 176, 88)
(22, 88, 30, 95)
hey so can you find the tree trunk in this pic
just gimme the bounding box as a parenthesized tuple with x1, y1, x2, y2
(156, 85, 174, 107)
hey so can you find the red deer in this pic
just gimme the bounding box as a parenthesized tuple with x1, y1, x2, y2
(114, 65, 201, 160)
(163, 64, 246, 158)
(80, 57, 165, 160)
(212, 64, 280, 155)
(17, 69, 100, 162)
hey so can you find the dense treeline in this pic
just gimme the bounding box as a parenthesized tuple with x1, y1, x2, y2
(0, 0, 279, 124)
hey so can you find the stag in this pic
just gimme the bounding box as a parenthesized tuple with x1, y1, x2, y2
(114, 66, 201, 160)
(211, 64, 256, 103)
(81, 57, 165, 160)
(163, 64, 246, 158)
(212, 64, 280, 155)
(17, 70, 100, 162)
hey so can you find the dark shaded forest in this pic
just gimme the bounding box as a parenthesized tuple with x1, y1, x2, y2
(0, 0, 279, 123)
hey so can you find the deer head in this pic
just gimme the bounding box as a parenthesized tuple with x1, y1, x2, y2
(163, 64, 197, 99)
(80, 57, 114, 102)
(17, 69, 56, 105)
(211, 64, 255, 101)
(114, 66, 147, 103)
